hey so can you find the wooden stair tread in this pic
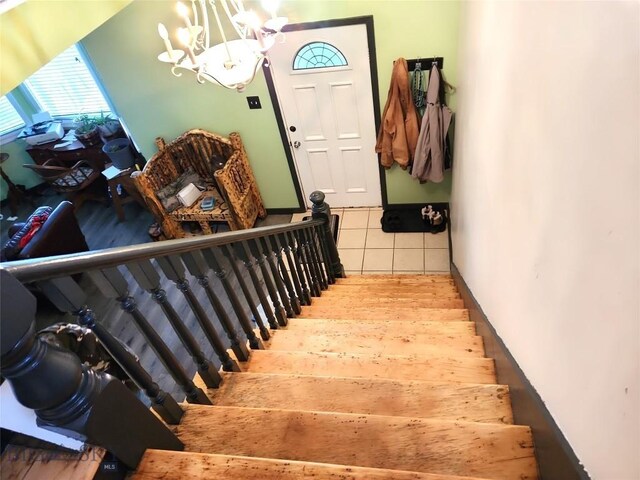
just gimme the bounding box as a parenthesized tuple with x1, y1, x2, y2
(132, 450, 494, 480)
(311, 296, 463, 308)
(322, 289, 461, 298)
(0, 445, 105, 480)
(330, 284, 457, 290)
(268, 329, 485, 357)
(345, 274, 453, 279)
(285, 318, 476, 335)
(335, 276, 454, 285)
(205, 372, 513, 424)
(299, 306, 469, 321)
(244, 350, 497, 384)
(174, 405, 537, 480)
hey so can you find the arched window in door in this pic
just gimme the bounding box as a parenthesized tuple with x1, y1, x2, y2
(292, 42, 348, 70)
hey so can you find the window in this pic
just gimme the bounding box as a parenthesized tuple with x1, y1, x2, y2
(293, 42, 348, 70)
(0, 96, 25, 135)
(23, 44, 110, 118)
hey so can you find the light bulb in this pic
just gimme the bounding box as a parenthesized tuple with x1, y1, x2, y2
(157, 23, 169, 40)
(245, 10, 262, 31)
(177, 27, 191, 46)
(261, 0, 279, 13)
(176, 1, 189, 17)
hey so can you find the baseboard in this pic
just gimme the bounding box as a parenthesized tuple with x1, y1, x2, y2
(451, 263, 590, 480)
(265, 208, 304, 215)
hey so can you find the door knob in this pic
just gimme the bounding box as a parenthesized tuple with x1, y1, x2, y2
(293, 141, 301, 149)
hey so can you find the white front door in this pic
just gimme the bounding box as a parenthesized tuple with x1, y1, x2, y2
(268, 23, 381, 208)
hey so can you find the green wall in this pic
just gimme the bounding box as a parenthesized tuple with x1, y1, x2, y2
(1, 1, 459, 206)
(0, 0, 132, 96)
(82, 0, 460, 208)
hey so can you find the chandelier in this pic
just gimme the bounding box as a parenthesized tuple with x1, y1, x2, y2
(157, 0, 287, 92)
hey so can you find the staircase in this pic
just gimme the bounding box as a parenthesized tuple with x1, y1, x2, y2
(130, 274, 539, 480)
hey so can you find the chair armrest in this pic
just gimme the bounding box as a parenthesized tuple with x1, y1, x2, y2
(8, 223, 26, 238)
(19, 201, 89, 259)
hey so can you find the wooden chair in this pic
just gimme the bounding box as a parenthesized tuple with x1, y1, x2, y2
(23, 158, 108, 211)
(134, 129, 266, 239)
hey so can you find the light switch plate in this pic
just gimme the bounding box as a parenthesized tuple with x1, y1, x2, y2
(247, 96, 261, 109)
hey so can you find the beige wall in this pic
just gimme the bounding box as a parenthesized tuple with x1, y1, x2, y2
(451, 2, 639, 478)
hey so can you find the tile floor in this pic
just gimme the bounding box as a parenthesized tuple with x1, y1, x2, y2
(291, 207, 450, 275)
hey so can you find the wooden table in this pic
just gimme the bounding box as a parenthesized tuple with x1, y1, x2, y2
(169, 189, 233, 234)
(106, 166, 147, 221)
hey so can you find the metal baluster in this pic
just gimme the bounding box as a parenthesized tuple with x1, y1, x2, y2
(278, 232, 307, 305)
(201, 247, 264, 350)
(270, 235, 302, 315)
(50, 272, 184, 425)
(129, 259, 220, 389)
(285, 230, 311, 305)
(311, 190, 345, 278)
(259, 236, 295, 318)
(313, 223, 336, 285)
(305, 226, 329, 290)
(0, 271, 183, 469)
(221, 244, 270, 341)
(294, 228, 321, 297)
(180, 250, 248, 365)
(241, 240, 287, 328)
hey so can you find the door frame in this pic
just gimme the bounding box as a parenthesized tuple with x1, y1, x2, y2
(262, 15, 386, 212)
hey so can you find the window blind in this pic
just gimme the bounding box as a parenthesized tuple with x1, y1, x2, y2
(24, 45, 110, 118)
(0, 96, 25, 135)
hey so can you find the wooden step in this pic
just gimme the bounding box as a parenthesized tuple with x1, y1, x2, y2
(322, 288, 461, 299)
(335, 276, 454, 285)
(244, 351, 497, 384)
(286, 318, 476, 336)
(174, 406, 537, 480)
(299, 306, 469, 321)
(206, 372, 513, 424)
(268, 328, 484, 357)
(327, 284, 459, 294)
(0, 445, 105, 480)
(311, 296, 463, 309)
(133, 450, 494, 480)
(346, 274, 454, 280)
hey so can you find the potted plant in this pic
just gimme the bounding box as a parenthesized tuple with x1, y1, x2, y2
(73, 114, 101, 146)
(95, 111, 122, 137)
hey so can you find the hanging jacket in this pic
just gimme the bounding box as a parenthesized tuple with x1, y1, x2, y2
(375, 58, 420, 169)
(411, 64, 453, 183)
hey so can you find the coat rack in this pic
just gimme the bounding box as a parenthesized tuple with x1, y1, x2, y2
(406, 57, 444, 71)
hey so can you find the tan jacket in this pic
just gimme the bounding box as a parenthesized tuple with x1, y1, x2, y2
(375, 58, 420, 169)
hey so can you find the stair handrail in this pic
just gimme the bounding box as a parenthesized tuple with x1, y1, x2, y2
(1, 219, 325, 283)
(0, 191, 345, 472)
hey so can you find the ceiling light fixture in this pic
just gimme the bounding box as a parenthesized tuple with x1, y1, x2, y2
(157, 0, 287, 92)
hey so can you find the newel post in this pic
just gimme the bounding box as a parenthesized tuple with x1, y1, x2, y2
(310, 191, 345, 278)
(0, 270, 183, 469)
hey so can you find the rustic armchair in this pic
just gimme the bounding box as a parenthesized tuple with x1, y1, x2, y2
(133, 129, 266, 239)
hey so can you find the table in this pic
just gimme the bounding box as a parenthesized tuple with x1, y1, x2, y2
(106, 166, 147, 222)
(169, 189, 233, 235)
(26, 138, 109, 168)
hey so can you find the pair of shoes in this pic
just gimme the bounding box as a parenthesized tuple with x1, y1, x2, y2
(421, 205, 447, 233)
(421, 205, 443, 225)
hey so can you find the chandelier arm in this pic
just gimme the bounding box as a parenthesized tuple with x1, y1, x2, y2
(200, 0, 210, 49)
(191, 0, 199, 28)
(209, 0, 233, 63)
(196, 70, 242, 90)
(219, 0, 248, 41)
